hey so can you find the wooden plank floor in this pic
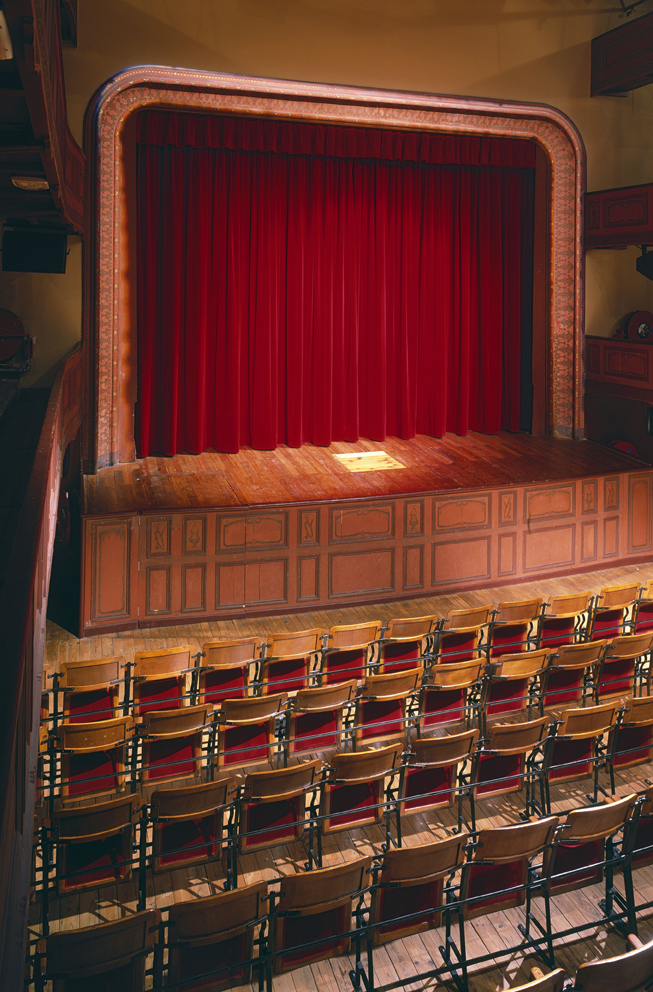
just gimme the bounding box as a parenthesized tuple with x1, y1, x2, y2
(36, 561, 653, 992)
(82, 432, 645, 514)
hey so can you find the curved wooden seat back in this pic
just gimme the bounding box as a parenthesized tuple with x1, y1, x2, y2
(328, 621, 382, 649)
(150, 777, 232, 871)
(239, 759, 321, 854)
(261, 628, 322, 695)
(484, 650, 550, 725)
(45, 909, 160, 992)
(609, 695, 653, 772)
(371, 833, 469, 943)
(508, 968, 567, 992)
(573, 934, 653, 992)
(496, 597, 543, 623)
(322, 743, 401, 833)
(355, 667, 422, 748)
(419, 659, 484, 731)
(216, 693, 287, 771)
(58, 716, 134, 800)
(633, 580, 653, 634)
(462, 816, 559, 921)
(59, 656, 124, 723)
(198, 637, 261, 707)
(475, 716, 550, 802)
(51, 793, 141, 895)
(549, 701, 619, 786)
(322, 622, 381, 684)
(589, 582, 639, 641)
(447, 603, 492, 628)
(273, 856, 371, 973)
(139, 705, 210, 785)
(378, 614, 439, 673)
(400, 729, 478, 816)
(132, 646, 192, 715)
(545, 639, 606, 706)
(288, 680, 355, 756)
(539, 591, 592, 648)
(166, 882, 267, 992)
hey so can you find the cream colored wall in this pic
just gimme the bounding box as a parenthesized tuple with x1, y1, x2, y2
(9, 0, 653, 385)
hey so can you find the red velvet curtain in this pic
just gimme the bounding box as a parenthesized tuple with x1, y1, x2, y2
(136, 112, 535, 456)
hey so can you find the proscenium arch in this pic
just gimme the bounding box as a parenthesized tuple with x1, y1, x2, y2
(83, 67, 585, 472)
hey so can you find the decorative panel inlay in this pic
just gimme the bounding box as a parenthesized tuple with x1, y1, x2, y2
(525, 485, 574, 521)
(432, 538, 491, 584)
(92, 520, 131, 618)
(299, 510, 319, 546)
(146, 566, 170, 616)
(582, 480, 598, 514)
(216, 559, 288, 607)
(218, 513, 287, 551)
(146, 517, 171, 557)
(628, 475, 653, 553)
(183, 516, 206, 555)
(182, 564, 206, 612)
(330, 505, 394, 543)
(433, 496, 489, 532)
(404, 500, 424, 537)
(605, 477, 619, 511)
(329, 549, 394, 597)
(498, 533, 517, 576)
(403, 545, 424, 590)
(523, 525, 575, 571)
(587, 343, 600, 374)
(297, 556, 319, 601)
(604, 347, 649, 381)
(604, 517, 619, 557)
(581, 521, 598, 562)
(499, 491, 516, 526)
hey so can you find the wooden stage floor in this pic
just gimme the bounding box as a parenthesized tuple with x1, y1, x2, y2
(41, 563, 653, 991)
(83, 432, 644, 514)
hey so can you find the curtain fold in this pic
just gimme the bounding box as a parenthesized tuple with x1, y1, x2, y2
(136, 112, 534, 457)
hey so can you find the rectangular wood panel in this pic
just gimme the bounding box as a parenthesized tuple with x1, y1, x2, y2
(629, 474, 653, 553)
(433, 495, 490, 532)
(146, 566, 170, 616)
(330, 505, 394, 543)
(329, 549, 394, 597)
(523, 525, 575, 571)
(403, 545, 423, 590)
(433, 538, 491, 584)
(182, 564, 206, 612)
(297, 556, 319, 601)
(89, 519, 133, 622)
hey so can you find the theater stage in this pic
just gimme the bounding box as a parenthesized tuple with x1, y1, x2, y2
(80, 432, 653, 636)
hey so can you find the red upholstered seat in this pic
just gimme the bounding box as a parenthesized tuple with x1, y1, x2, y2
(196, 636, 260, 707)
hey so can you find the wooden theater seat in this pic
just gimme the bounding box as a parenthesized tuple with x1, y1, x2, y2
(271, 856, 371, 973)
(195, 637, 260, 707)
(548, 701, 619, 797)
(237, 759, 321, 855)
(286, 680, 356, 757)
(588, 582, 640, 640)
(321, 743, 402, 835)
(260, 629, 322, 694)
(369, 833, 468, 943)
(398, 728, 478, 831)
(41, 909, 160, 992)
(48, 794, 141, 895)
(595, 631, 653, 700)
(149, 777, 233, 872)
(55, 716, 134, 800)
(137, 705, 211, 784)
(481, 649, 551, 732)
(320, 621, 382, 684)
(377, 614, 439, 673)
(353, 666, 422, 748)
(131, 645, 193, 714)
(537, 591, 592, 648)
(215, 693, 286, 771)
(486, 597, 543, 657)
(433, 615, 487, 667)
(608, 695, 653, 785)
(472, 716, 551, 819)
(544, 639, 606, 707)
(165, 882, 267, 992)
(417, 658, 484, 731)
(57, 656, 124, 723)
(632, 579, 653, 635)
(567, 933, 653, 992)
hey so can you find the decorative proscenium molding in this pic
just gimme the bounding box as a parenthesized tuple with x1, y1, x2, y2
(83, 67, 586, 471)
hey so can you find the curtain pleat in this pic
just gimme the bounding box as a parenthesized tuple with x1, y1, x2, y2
(136, 113, 534, 457)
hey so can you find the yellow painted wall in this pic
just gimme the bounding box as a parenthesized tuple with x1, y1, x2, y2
(8, 0, 653, 385)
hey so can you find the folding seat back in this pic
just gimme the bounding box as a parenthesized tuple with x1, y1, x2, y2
(166, 882, 267, 992)
(461, 816, 559, 920)
(138, 704, 211, 784)
(321, 743, 402, 833)
(487, 598, 543, 658)
(272, 856, 371, 972)
(507, 969, 566, 992)
(482, 649, 550, 727)
(370, 833, 468, 943)
(473, 716, 550, 806)
(418, 658, 484, 731)
(287, 680, 356, 756)
(58, 716, 134, 800)
(632, 579, 653, 635)
(630, 786, 653, 867)
(434, 621, 486, 666)
(132, 645, 192, 714)
(196, 637, 260, 707)
(608, 694, 653, 773)
(571, 934, 653, 992)
(44, 909, 160, 992)
(588, 582, 639, 640)
(215, 693, 286, 771)
(548, 701, 619, 786)
(322, 621, 382, 684)
(596, 631, 653, 700)
(260, 628, 322, 694)
(546, 792, 637, 896)
(446, 603, 492, 629)
(238, 758, 321, 854)
(538, 591, 591, 649)
(377, 614, 439, 673)
(399, 728, 478, 818)
(59, 656, 124, 723)
(354, 666, 422, 748)
(50, 793, 141, 894)
(544, 639, 606, 707)
(150, 777, 233, 871)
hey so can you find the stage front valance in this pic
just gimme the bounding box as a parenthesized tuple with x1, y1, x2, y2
(136, 110, 534, 456)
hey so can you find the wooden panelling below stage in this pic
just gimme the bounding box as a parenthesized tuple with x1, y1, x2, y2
(80, 466, 653, 635)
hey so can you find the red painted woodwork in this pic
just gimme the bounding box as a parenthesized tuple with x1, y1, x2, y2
(585, 336, 653, 402)
(591, 12, 653, 97)
(80, 435, 651, 635)
(585, 184, 653, 248)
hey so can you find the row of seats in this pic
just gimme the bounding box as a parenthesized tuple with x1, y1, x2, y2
(40, 579, 653, 725)
(35, 692, 653, 900)
(32, 792, 653, 992)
